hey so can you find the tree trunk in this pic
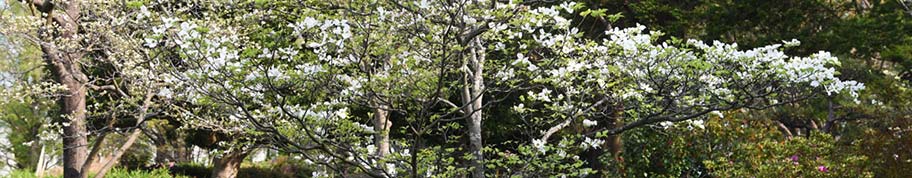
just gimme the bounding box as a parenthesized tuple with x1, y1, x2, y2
(462, 39, 485, 178)
(210, 150, 250, 178)
(61, 81, 89, 178)
(823, 99, 837, 133)
(777, 121, 794, 139)
(35, 144, 46, 178)
(372, 107, 392, 157)
(93, 129, 143, 178)
(606, 103, 625, 175)
(28, 1, 88, 177)
(94, 91, 156, 178)
(82, 116, 119, 175)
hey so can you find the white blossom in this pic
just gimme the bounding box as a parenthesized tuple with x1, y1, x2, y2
(582, 119, 597, 127)
(580, 137, 604, 150)
(532, 139, 547, 154)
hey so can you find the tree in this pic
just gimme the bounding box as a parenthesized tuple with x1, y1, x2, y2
(1, 1, 165, 177)
(136, 0, 862, 177)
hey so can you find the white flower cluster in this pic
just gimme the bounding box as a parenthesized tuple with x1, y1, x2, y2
(580, 137, 604, 150)
(582, 119, 598, 127)
(496, 6, 865, 154)
(775, 51, 865, 98)
(532, 139, 547, 154)
(288, 17, 352, 51)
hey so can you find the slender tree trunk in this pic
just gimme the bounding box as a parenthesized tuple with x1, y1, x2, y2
(606, 103, 625, 174)
(823, 99, 837, 133)
(372, 106, 392, 158)
(462, 39, 485, 178)
(93, 129, 143, 178)
(93, 91, 156, 178)
(82, 115, 120, 175)
(210, 150, 250, 178)
(35, 144, 46, 178)
(776, 120, 794, 139)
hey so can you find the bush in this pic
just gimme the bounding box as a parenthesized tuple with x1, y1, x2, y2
(8, 169, 53, 178)
(7, 168, 184, 178)
(169, 162, 298, 178)
(105, 168, 188, 178)
(169, 162, 210, 178)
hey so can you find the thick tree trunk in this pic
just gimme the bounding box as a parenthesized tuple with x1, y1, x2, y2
(462, 39, 485, 178)
(372, 107, 392, 157)
(210, 150, 250, 178)
(61, 81, 89, 178)
(29, 1, 88, 177)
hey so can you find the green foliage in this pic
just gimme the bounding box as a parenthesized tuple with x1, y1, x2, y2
(104, 168, 188, 178)
(168, 162, 210, 178)
(703, 133, 871, 177)
(2, 0, 911, 177)
(7, 169, 48, 178)
(168, 162, 300, 178)
(6, 168, 186, 178)
(611, 113, 875, 177)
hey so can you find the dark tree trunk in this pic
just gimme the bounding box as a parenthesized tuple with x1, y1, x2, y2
(60, 80, 88, 178)
(28, 1, 88, 177)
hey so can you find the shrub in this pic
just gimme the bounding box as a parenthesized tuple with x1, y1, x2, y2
(169, 162, 298, 178)
(6, 168, 184, 178)
(105, 168, 188, 178)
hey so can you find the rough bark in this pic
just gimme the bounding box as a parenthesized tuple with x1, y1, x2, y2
(25, 1, 88, 177)
(59, 79, 88, 178)
(210, 150, 250, 178)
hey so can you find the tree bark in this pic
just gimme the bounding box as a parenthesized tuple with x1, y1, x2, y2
(823, 99, 837, 133)
(60, 76, 89, 178)
(26, 1, 88, 177)
(82, 115, 120, 175)
(34, 144, 46, 178)
(93, 129, 142, 178)
(462, 39, 485, 178)
(210, 150, 250, 178)
(605, 103, 625, 175)
(93, 91, 156, 178)
(372, 107, 392, 157)
(776, 120, 794, 139)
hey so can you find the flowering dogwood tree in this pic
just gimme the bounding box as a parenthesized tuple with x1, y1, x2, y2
(0, 1, 166, 178)
(137, 0, 863, 177)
